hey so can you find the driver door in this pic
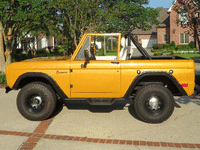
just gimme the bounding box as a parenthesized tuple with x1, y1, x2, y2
(70, 34, 121, 98)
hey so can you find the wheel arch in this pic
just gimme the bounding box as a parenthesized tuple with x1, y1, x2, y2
(12, 72, 68, 99)
(123, 72, 187, 97)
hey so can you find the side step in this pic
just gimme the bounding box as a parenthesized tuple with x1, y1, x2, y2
(86, 98, 116, 105)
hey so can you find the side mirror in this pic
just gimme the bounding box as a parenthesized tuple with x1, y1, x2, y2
(81, 50, 90, 68)
(84, 50, 90, 63)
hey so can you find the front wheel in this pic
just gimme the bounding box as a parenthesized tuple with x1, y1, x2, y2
(17, 82, 57, 121)
(134, 84, 174, 123)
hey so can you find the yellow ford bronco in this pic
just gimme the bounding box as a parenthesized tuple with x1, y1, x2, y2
(5, 33, 195, 123)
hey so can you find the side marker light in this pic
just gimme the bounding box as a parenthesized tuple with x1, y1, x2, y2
(182, 84, 188, 87)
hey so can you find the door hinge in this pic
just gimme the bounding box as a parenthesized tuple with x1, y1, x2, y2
(70, 69, 73, 73)
(70, 84, 73, 88)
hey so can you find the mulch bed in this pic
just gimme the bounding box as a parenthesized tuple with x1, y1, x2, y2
(0, 84, 7, 88)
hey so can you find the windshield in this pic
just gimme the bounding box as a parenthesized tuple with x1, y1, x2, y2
(75, 36, 90, 60)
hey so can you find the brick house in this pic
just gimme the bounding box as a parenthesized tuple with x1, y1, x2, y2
(121, 8, 169, 49)
(122, 0, 199, 49)
(167, 0, 199, 48)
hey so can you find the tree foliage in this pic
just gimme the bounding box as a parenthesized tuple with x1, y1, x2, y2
(0, 0, 55, 72)
(51, 0, 160, 55)
(0, 0, 160, 71)
(98, 0, 160, 32)
(174, 0, 200, 50)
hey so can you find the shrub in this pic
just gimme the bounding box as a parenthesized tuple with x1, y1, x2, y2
(11, 53, 34, 62)
(54, 45, 69, 55)
(11, 47, 64, 62)
(167, 49, 173, 53)
(153, 51, 163, 56)
(152, 44, 158, 49)
(170, 41, 175, 47)
(54, 46, 60, 54)
(188, 41, 195, 49)
(168, 46, 175, 50)
(152, 49, 163, 56)
(176, 45, 190, 50)
(163, 44, 170, 49)
(152, 44, 170, 50)
(152, 44, 163, 49)
(0, 72, 6, 84)
(15, 48, 23, 53)
(36, 49, 47, 54)
(158, 45, 164, 49)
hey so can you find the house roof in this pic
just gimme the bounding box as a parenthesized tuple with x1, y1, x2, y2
(167, 0, 177, 13)
(131, 8, 169, 35)
(157, 8, 170, 27)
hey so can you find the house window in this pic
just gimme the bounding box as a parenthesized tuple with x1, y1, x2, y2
(163, 34, 168, 42)
(179, 9, 188, 24)
(180, 33, 189, 44)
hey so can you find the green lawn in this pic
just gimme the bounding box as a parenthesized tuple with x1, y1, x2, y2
(96, 51, 117, 56)
(96, 52, 200, 59)
(174, 53, 200, 59)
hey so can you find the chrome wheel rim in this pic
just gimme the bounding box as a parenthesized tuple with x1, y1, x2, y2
(145, 95, 164, 115)
(26, 94, 45, 113)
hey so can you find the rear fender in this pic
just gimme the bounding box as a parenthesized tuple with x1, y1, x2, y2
(123, 72, 187, 97)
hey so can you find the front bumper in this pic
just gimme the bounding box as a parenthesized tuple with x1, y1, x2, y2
(5, 86, 12, 93)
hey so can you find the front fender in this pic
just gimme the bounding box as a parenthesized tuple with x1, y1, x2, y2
(12, 72, 68, 99)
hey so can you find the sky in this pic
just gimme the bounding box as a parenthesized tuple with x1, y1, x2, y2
(146, 0, 175, 8)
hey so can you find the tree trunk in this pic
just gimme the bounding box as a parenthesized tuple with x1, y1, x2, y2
(5, 45, 12, 66)
(0, 23, 6, 72)
(0, 23, 12, 72)
(73, 31, 78, 48)
(5, 27, 12, 66)
(197, 36, 200, 51)
(193, 18, 200, 52)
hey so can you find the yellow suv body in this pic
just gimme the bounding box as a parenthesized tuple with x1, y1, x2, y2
(5, 33, 195, 123)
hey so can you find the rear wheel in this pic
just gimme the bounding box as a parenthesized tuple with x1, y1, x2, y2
(134, 84, 174, 123)
(17, 82, 57, 121)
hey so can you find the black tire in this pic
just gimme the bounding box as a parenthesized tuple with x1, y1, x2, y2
(17, 82, 57, 121)
(134, 84, 174, 123)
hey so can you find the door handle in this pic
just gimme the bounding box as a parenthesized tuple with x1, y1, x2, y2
(111, 62, 119, 64)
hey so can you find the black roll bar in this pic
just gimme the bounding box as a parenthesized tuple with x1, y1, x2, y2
(127, 32, 152, 60)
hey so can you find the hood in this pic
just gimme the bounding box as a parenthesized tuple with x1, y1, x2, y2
(6, 56, 71, 71)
